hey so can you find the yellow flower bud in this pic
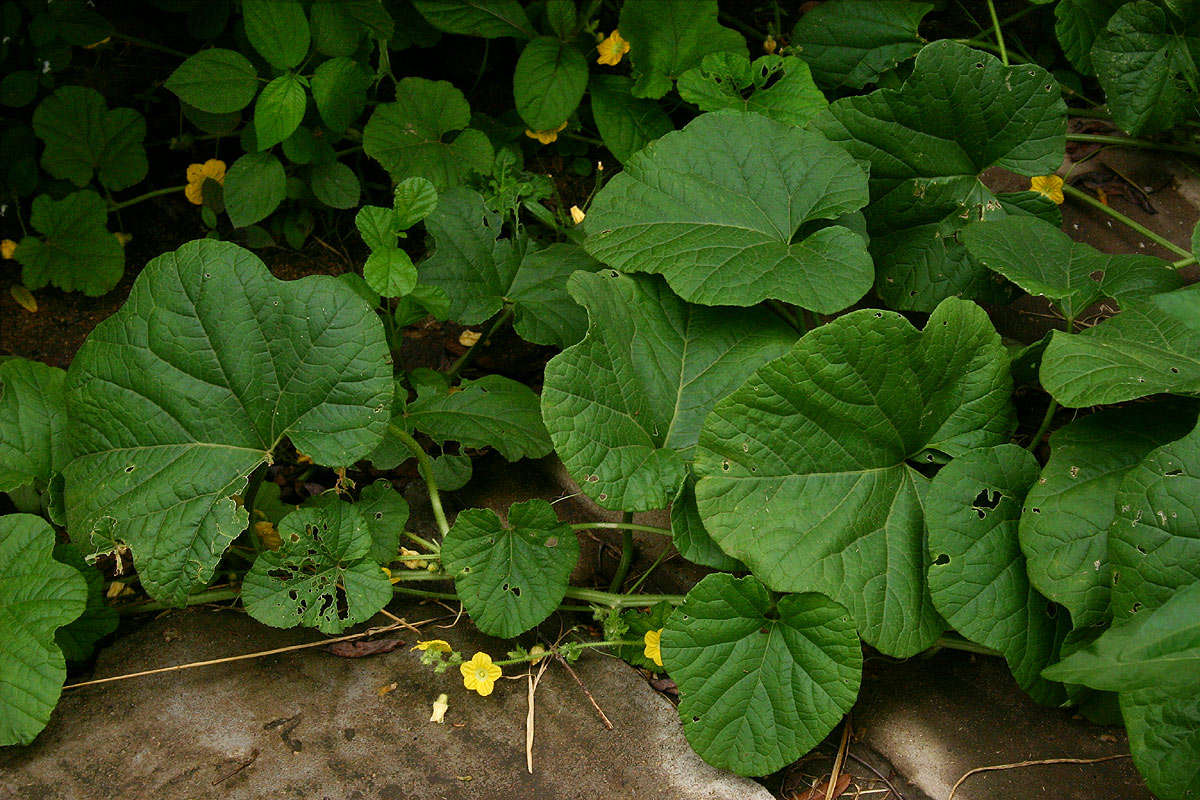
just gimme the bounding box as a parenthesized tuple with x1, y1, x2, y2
(597, 30, 630, 66)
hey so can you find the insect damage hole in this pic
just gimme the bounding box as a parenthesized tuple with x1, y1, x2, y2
(932, 553, 950, 566)
(972, 488, 1002, 519)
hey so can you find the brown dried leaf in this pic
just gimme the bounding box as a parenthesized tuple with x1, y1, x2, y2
(789, 773, 852, 800)
(326, 638, 403, 658)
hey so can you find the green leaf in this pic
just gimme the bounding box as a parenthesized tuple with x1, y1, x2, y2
(224, 151, 287, 228)
(33, 85, 147, 191)
(63, 239, 392, 604)
(1019, 405, 1197, 629)
(52, 543, 118, 662)
(242, 0, 310, 69)
(618, 601, 673, 671)
(310, 57, 372, 134)
(1091, 2, 1200, 135)
(542, 270, 796, 511)
(1040, 284, 1200, 407)
(1110, 419, 1200, 621)
(306, 479, 409, 569)
(356, 205, 398, 251)
(695, 298, 1014, 656)
(812, 41, 1067, 310)
(310, 160, 361, 209)
(393, 176, 438, 229)
(310, 2, 364, 57)
(419, 187, 599, 346)
(343, 0, 395, 39)
(442, 499, 579, 638)
(671, 477, 744, 571)
(363, 77, 493, 191)
(676, 53, 827, 126)
(925, 445, 1068, 705)
(430, 452, 472, 491)
(1043, 580, 1200, 692)
(242, 503, 392, 634)
(513, 37, 588, 131)
(1, 71, 39, 107)
(790, 0, 933, 90)
(584, 112, 872, 312)
(254, 73, 308, 151)
(662, 574, 862, 776)
(406, 374, 552, 462)
(411, 0, 534, 38)
(0, 514, 86, 746)
(165, 49, 260, 114)
(962, 215, 1183, 323)
(1054, 0, 1124, 74)
(0, 359, 70, 493)
(619, 0, 746, 99)
(364, 248, 418, 297)
(1120, 686, 1200, 800)
(588, 75, 673, 163)
(16, 191, 124, 296)
(545, 0, 576, 38)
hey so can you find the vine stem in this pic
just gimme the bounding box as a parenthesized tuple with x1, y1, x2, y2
(493, 639, 642, 667)
(934, 635, 1002, 658)
(1028, 399, 1059, 453)
(1066, 132, 1200, 157)
(444, 305, 514, 381)
(986, 0, 1008, 66)
(608, 512, 635, 593)
(112, 32, 189, 58)
(1061, 184, 1194, 260)
(108, 185, 186, 212)
(389, 423, 450, 537)
(571, 521, 672, 537)
(563, 587, 684, 607)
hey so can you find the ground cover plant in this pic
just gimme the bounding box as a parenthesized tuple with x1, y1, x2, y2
(1, 1, 1199, 797)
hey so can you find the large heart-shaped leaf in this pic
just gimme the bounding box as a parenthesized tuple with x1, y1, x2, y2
(411, 0, 534, 38)
(1091, 2, 1200, 135)
(961, 215, 1183, 324)
(790, 0, 933, 90)
(363, 78, 493, 191)
(676, 53, 827, 126)
(662, 574, 862, 776)
(164, 48, 260, 114)
(16, 191, 124, 296)
(513, 36, 588, 131)
(0, 514, 86, 746)
(242, 503, 392, 634)
(1120, 685, 1200, 800)
(1019, 405, 1196, 629)
(442, 499, 579, 638)
(812, 41, 1066, 310)
(419, 187, 599, 347)
(925, 445, 1068, 705)
(0, 359, 70, 493)
(542, 270, 797, 512)
(1040, 284, 1200, 407)
(619, 0, 746, 99)
(695, 298, 1014, 656)
(33, 85, 147, 191)
(584, 112, 872, 312)
(1110, 419, 1200, 621)
(63, 239, 392, 604)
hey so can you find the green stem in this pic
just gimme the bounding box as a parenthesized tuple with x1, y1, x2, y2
(570, 521, 672, 537)
(934, 635, 1002, 658)
(608, 512, 635, 593)
(768, 299, 804, 334)
(563, 587, 685, 608)
(389, 424, 451, 537)
(333, 145, 362, 159)
(444, 305, 514, 381)
(117, 587, 240, 615)
(1066, 133, 1200, 157)
(388, 570, 450, 581)
(494, 639, 642, 666)
(403, 530, 441, 553)
(112, 32, 189, 58)
(1028, 398, 1059, 453)
(626, 546, 670, 594)
(1061, 184, 1194, 259)
(1173, 255, 1197, 269)
(986, 0, 1008, 66)
(108, 185, 187, 212)
(563, 131, 604, 147)
(391, 586, 458, 602)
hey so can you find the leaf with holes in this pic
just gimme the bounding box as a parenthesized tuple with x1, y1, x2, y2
(1040, 284, 1200, 407)
(1019, 404, 1197, 629)
(812, 41, 1066, 310)
(676, 53, 827, 126)
(542, 270, 796, 512)
(242, 503, 392, 634)
(584, 112, 872, 312)
(16, 191, 124, 296)
(33, 86, 147, 191)
(442, 499, 579, 638)
(619, 0, 746, 100)
(925, 445, 1069, 705)
(63, 239, 392, 604)
(790, 0, 933, 90)
(363, 78, 493, 191)
(0, 359, 70, 493)
(662, 574, 861, 776)
(0, 514, 86, 746)
(1109, 418, 1200, 621)
(308, 480, 409, 566)
(695, 298, 1014, 656)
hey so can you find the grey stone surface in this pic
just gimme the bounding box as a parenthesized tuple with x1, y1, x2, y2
(0, 606, 771, 800)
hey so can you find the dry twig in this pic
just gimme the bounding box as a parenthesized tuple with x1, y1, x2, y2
(947, 754, 1131, 800)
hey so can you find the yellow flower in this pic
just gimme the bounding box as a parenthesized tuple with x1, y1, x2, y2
(569, 205, 586, 225)
(1, 239, 16, 259)
(458, 329, 482, 347)
(412, 639, 452, 653)
(114, 232, 132, 247)
(185, 158, 226, 205)
(1030, 174, 1064, 205)
(429, 693, 449, 723)
(597, 30, 630, 66)
(460, 652, 503, 696)
(524, 120, 568, 145)
(644, 629, 663, 667)
(763, 35, 777, 54)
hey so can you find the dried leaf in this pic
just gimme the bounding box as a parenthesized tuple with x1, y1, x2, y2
(326, 638, 403, 658)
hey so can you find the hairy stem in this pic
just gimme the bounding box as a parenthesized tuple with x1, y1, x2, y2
(389, 424, 451, 537)
(1066, 132, 1200, 158)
